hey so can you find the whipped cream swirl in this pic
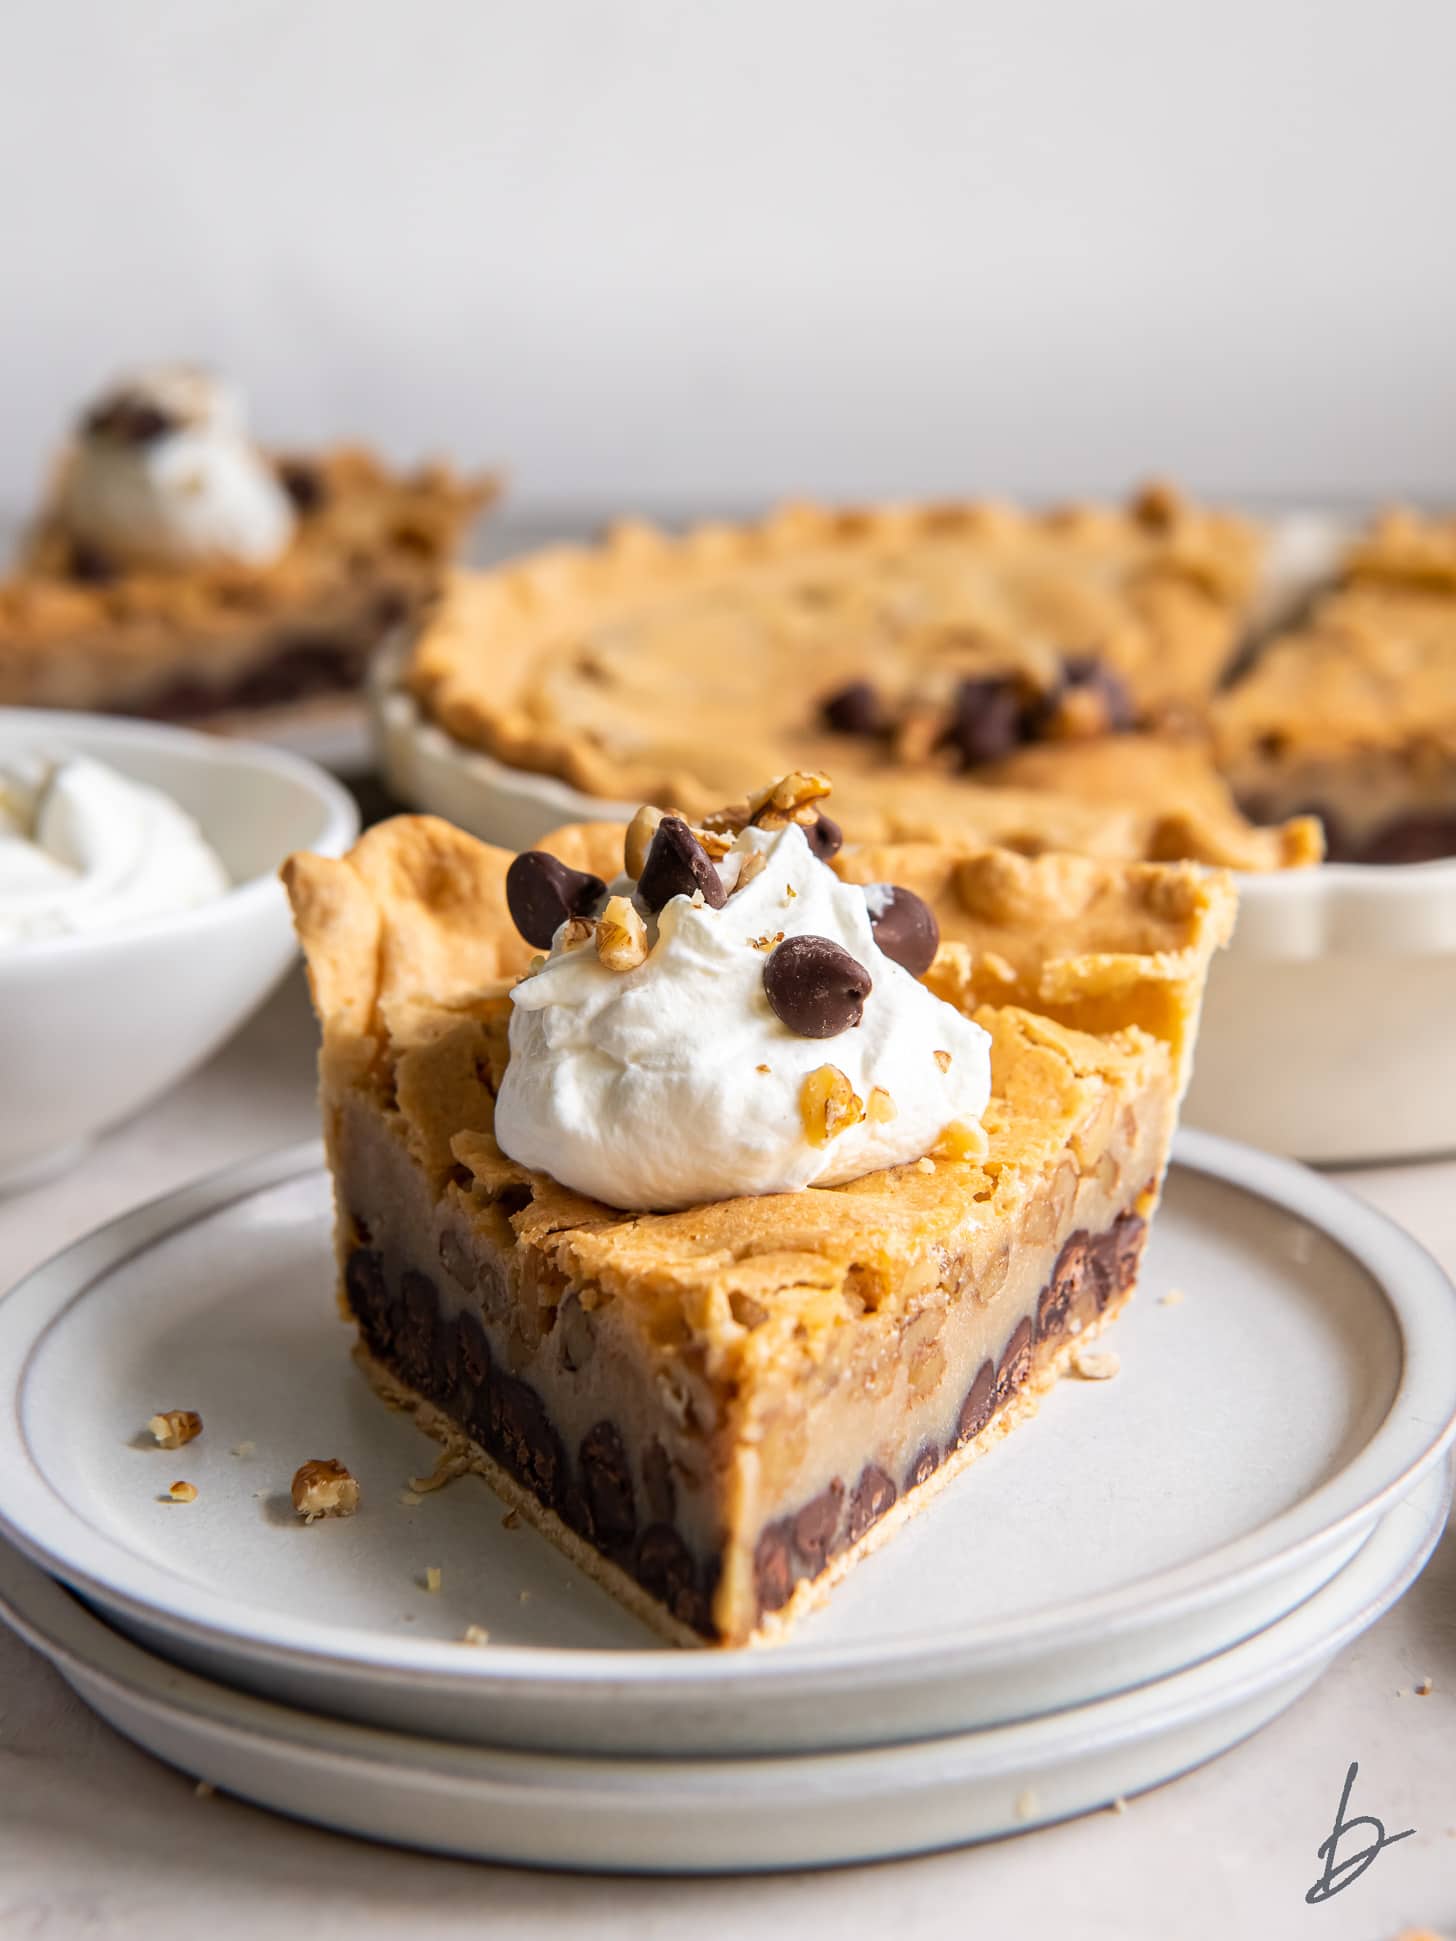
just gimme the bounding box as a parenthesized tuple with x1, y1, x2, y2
(58, 366, 296, 571)
(495, 820, 991, 1210)
(0, 753, 230, 946)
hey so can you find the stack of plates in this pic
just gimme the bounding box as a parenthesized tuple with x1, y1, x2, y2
(0, 1130, 1453, 1872)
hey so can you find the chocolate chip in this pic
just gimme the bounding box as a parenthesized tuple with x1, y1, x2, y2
(278, 458, 328, 513)
(83, 394, 177, 445)
(846, 1464, 897, 1545)
(636, 817, 726, 913)
(67, 541, 117, 584)
(1043, 655, 1136, 735)
(819, 679, 887, 736)
(754, 1520, 795, 1612)
(955, 1359, 996, 1448)
(865, 884, 939, 976)
(491, 1371, 565, 1507)
(804, 812, 843, 862)
(505, 850, 607, 948)
(1107, 1209, 1147, 1298)
(397, 1268, 440, 1391)
(763, 934, 872, 1038)
(941, 676, 1029, 767)
(344, 1247, 392, 1355)
(906, 1443, 941, 1491)
(642, 1440, 676, 1525)
(636, 1523, 703, 1628)
(578, 1421, 637, 1555)
(994, 1317, 1034, 1406)
(792, 1479, 845, 1571)
(456, 1310, 492, 1393)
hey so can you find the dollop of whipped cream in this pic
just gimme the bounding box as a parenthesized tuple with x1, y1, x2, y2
(57, 366, 296, 570)
(0, 753, 230, 946)
(494, 820, 992, 1210)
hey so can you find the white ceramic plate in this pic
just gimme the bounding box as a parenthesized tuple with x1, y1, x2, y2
(0, 1465, 1445, 1873)
(0, 1132, 1453, 1758)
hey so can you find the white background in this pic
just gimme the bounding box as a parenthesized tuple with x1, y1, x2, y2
(3, 0, 1455, 516)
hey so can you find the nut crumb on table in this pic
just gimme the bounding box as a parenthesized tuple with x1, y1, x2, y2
(461, 1625, 491, 1646)
(1415, 1676, 1434, 1695)
(165, 1480, 197, 1503)
(290, 1458, 360, 1522)
(147, 1409, 202, 1449)
(423, 1565, 442, 1593)
(1072, 1346, 1121, 1381)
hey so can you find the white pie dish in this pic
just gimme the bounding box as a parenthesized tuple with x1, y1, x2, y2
(372, 660, 1456, 1165)
(0, 710, 357, 1189)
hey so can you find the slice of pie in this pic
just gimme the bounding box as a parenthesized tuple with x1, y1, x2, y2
(1214, 509, 1456, 863)
(0, 366, 495, 724)
(285, 780, 1234, 1646)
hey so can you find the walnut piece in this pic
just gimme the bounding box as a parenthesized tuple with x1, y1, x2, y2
(800, 1065, 865, 1147)
(148, 1409, 203, 1450)
(291, 1457, 361, 1522)
(747, 769, 833, 830)
(596, 894, 649, 970)
(166, 1480, 197, 1503)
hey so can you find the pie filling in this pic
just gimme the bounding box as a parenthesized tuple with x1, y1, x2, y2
(329, 1082, 1165, 1645)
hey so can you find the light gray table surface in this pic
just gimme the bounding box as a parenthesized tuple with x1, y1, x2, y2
(0, 970, 1452, 1940)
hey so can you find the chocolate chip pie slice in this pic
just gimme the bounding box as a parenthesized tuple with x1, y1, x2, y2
(0, 367, 494, 723)
(285, 780, 1234, 1645)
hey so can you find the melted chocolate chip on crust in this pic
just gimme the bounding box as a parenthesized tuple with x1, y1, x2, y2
(846, 1464, 898, 1545)
(754, 1520, 795, 1612)
(792, 1479, 845, 1571)
(941, 675, 1028, 768)
(505, 850, 607, 949)
(637, 816, 727, 912)
(578, 1420, 637, 1555)
(866, 884, 939, 976)
(763, 934, 872, 1038)
(955, 1359, 996, 1449)
(278, 458, 328, 513)
(819, 679, 888, 737)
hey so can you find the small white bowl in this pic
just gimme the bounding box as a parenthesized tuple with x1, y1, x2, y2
(373, 665, 1456, 1166)
(0, 711, 358, 1189)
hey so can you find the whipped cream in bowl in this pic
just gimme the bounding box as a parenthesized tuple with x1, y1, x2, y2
(494, 781, 992, 1210)
(58, 366, 296, 572)
(0, 752, 230, 948)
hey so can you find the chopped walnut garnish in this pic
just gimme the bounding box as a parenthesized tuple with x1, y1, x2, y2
(290, 1458, 360, 1522)
(750, 930, 785, 951)
(747, 769, 832, 831)
(166, 1480, 197, 1503)
(148, 1409, 203, 1450)
(596, 894, 649, 970)
(693, 826, 733, 859)
(558, 914, 595, 950)
(800, 1064, 865, 1147)
(755, 1062, 771, 1074)
(933, 1049, 952, 1073)
(867, 1086, 897, 1124)
(624, 803, 664, 878)
(732, 848, 769, 894)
